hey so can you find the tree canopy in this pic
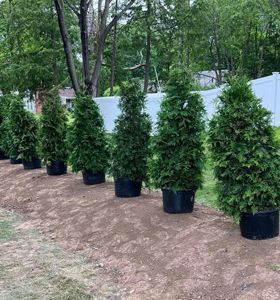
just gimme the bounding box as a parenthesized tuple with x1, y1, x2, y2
(1, 0, 280, 96)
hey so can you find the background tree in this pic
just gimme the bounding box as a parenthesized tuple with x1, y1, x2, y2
(0, 0, 69, 95)
(1, 0, 280, 96)
(53, 0, 139, 96)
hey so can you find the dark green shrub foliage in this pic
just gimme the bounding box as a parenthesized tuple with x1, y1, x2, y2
(7, 96, 39, 161)
(151, 68, 205, 191)
(7, 96, 26, 159)
(209, 77, 280, 222)
(39, 93, 68, 163)
(112, 81, 152, 182)
(19, 111, 40, 161)
(0, 95, 13, 155)
(67, 95, 109, 173)
(274, 126, 280, 146)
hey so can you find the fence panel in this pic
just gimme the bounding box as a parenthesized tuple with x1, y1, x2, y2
(96, 73, 280, 131)
(23, 72, 280, 131)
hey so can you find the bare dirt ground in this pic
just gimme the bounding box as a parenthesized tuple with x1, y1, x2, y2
(0, 209, 120, 299)
(0, 160, 280, 300)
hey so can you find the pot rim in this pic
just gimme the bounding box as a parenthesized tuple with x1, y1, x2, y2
(114, 177, 141, 183)
(83, 169, 104, 174)
(161, 188, 196, 193)
(242, 208, 279, 216)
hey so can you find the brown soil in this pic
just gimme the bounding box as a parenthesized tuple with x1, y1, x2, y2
(0, 209, 120, 299)
(0, 160, 279, 300)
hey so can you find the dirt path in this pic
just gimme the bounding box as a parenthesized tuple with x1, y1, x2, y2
(0, 160, 279, 300)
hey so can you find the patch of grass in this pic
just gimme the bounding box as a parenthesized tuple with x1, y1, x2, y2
(197, 158, 218, 209)
(0, 210, 20, 241)
(0, 220, 15, 241)
(270, 264, 280, 273)
(274, 126, 280, 146)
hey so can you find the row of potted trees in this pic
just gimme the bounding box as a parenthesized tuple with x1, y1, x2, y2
(0, 82, 152, 196)
(0, 69, 279, 241)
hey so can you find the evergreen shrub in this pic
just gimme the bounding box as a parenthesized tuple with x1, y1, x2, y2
(151, 68, 205, 191)
(112, 81, 152, 182)
(209, 77, 280, 222)
(67, 94, 109, 173)
(39, 93, 68, 163)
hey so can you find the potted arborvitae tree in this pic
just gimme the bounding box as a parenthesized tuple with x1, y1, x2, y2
(8, 96, 41, 169)
(7, 96, 24, 164)
(19, 111, 41, 170)
(151, 68, 205, 213)
(0, 95, 12, 160)
(67, 94, 109, 185)
(209, 77, 280, 240)
(112, 80, 152, 197)
(39, 93, 68, 175)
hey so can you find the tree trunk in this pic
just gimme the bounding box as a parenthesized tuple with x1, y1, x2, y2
(80, 0, 91, 94)
(144, 0, 152, 93)
(110, 1, 118, 96)
(54, 0, 136, 97)
(91, 37, 106, 97)
(54, 0, 80, 93)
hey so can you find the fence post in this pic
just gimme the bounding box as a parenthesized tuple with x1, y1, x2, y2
(273, 72, 279, 126)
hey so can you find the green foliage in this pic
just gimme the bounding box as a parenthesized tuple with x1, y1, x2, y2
(0, 95, 13, 155)
(196, 151, 218, 208)
(7, 95, 40, 161)
(7, 96, 26, 158)
(150, 68, 205, 191)
(7, 97, 38, 161)
(39, 93, 68, 163)
(18, 111, 40, 162)
(0, 0, 69, 93)
(111, 81, 152, 182)
(209, 77, 280, 222)
(103, 86, 121, 97)
(274, 126, 280, 146)
(67, 95, 109, 173)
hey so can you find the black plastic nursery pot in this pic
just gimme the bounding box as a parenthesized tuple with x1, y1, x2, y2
(0, 150, 8, 160)
(162, 189, 195, 214)
(46, 160, 67, 176)
(240, 209, 279, 240)
(114, 177, 142, 198)
(23, 157, 42, 170)
(82, 170, 105, 185)
(10, 156, 22, 164)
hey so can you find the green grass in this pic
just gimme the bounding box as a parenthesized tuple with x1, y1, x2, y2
(0, 210, 19, 241)
(270, 264, 280, 273)
(197, 159, 218, 208)
(0, 221, 16, 241)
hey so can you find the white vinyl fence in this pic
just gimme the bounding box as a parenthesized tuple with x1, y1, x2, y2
(95, 72, 280, 132)
(23, 72, 280, 132)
